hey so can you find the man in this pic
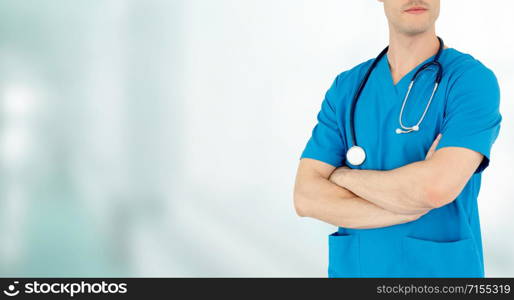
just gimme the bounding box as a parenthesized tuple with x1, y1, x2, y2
(293, 0, 502, 277)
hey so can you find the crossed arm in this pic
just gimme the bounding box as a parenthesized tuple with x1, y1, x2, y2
(293, 134, 485, 229)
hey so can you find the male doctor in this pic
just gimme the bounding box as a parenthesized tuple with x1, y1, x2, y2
(294, 0, 502, 277)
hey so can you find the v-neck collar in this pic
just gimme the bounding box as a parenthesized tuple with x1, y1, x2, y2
(379, 48, 451, 92)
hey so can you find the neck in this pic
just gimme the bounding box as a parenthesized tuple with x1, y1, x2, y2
(386, 28, 440, 84)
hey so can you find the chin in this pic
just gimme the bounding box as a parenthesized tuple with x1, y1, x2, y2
(403, 28, 430, 36)
(400, 23, 432, 36)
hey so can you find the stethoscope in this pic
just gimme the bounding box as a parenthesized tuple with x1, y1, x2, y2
(346, 37, 444, 166)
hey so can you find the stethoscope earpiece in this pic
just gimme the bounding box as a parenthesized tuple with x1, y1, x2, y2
(396, 125, 420, 134)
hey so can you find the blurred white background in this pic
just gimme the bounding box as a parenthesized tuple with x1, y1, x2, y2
(0, 0, 512, 277)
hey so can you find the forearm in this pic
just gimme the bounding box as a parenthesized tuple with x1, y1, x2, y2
(330, 161, 435, 215)
(296, 175, 423, 229)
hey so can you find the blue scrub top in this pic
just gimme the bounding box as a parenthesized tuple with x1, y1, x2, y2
(300, 48, 502, 277)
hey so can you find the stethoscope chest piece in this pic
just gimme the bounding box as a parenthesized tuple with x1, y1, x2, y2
(346, 145, 366, 166)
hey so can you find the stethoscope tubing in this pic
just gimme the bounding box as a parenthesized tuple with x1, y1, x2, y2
(346, 37, 444, 165)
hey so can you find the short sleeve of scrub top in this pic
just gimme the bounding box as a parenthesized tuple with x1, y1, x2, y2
(435, 65, 502, 174)
(300, 74, 347, 167)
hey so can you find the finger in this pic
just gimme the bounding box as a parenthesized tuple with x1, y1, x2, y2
(429, 133, 442, 151)
(426, 133, 442, 159)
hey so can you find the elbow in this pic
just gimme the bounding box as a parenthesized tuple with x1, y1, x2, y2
(293, 190, 310, 217)
(423, 181, 453, 209)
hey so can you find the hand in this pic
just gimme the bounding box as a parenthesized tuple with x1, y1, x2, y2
(425, 133, 442, 160)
